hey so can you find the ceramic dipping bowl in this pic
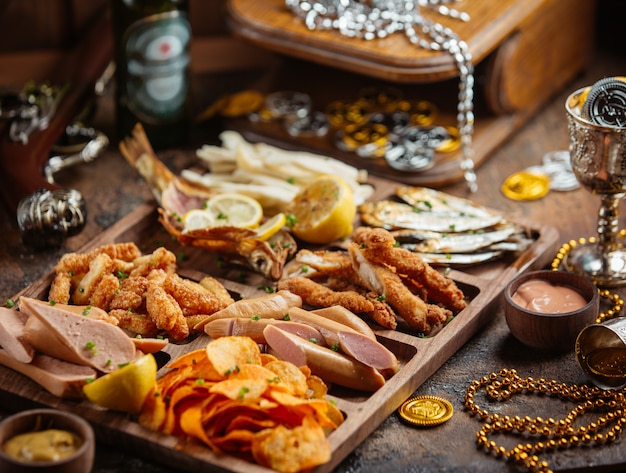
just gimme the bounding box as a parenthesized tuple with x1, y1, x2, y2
(504, 270, 599, 352)
(0, 409, 94, 473)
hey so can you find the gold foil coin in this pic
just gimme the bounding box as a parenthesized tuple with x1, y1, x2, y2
(501, 171, 550, 201)
(398, 395, 454, 427)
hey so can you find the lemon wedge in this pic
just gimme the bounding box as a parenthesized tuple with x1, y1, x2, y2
(83, 354, 157, 414)
(254, 213, 287, 240)
(205, 193, 264, 229)
(181, 208, 217, 232)
(285, 175, 356, 244)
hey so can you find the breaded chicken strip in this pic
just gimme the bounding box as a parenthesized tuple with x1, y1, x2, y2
(352, 227, 467, 313)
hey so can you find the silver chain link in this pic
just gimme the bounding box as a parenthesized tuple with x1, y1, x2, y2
(285, 0, 477, 192)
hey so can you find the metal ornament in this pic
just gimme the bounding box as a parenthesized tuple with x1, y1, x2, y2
(285, 0, 477, 192)
(16, 188, 87, 250)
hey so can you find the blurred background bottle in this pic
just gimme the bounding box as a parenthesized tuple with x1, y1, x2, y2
(111, 0, 191, 149)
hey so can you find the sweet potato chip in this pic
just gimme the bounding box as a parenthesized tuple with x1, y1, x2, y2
(206, 336, 262, 375)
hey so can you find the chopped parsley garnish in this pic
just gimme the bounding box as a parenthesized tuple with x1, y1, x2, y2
(285, 213, 297, 227)
(85, 341, 97, 355)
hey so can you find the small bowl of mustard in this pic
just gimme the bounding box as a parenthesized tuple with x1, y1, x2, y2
(504, 270, 599, 352)
(0, 409, 94, 473)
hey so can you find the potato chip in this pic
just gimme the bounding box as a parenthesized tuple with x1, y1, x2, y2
(210, 378, 268, 400)
(206, 336, 262, 375)
(307, 374, 328, 399)
(251, 416, 331, 473)
(230, 363, 281, 383)
(264, 360, 308, 397)
(138, 336, 343, 472)
(260, 353, 279, 365)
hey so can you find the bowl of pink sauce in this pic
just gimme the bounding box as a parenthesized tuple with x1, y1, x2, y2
(504, 270, 599, 352)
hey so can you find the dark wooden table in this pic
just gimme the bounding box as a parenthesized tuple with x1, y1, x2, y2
(1, 44, 625, 473)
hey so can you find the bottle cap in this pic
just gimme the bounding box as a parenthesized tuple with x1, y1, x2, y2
(398, 395, 454, 427)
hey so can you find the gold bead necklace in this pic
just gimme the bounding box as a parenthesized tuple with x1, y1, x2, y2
(464, 368, 626, 473)
(464, 236, 626, 472)
(550, 235, 624, 323)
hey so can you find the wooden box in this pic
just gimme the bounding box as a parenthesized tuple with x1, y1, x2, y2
(225, 0, 597, 186)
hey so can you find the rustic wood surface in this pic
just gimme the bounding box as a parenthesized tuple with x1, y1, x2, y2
(1, 28, 626, 473)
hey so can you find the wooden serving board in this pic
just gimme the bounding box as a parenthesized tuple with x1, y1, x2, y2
(0, 177, 560, 473)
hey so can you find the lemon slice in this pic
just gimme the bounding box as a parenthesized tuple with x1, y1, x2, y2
(285, 175, 356, 244)
(205, 193, 264, 229)
(182, 208, 217, 232)
(254, 213, 287, 240)
(83, 354, 157, 414)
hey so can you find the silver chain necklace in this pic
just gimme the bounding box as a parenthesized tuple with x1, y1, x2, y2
(285, 0, 477, 192)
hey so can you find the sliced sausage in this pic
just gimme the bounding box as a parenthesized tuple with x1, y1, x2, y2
(263, 324, 386, 392)
(288, 307, 398, 377)
(0, 348, 96, 399)
(196, 290, 302, 331)
(312, 305, 376, 339)
(0, 307, 35, 363)
(204, 317, 324, 345)
(20, 297, 136, 373)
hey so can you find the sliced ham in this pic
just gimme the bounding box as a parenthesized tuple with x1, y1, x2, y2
(0, 306, 35, 363)
(0, 348, 96, 399)
(131, 337, 169, 354)
(20, 297, 136, 373)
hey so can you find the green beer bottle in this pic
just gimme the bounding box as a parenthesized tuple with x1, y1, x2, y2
(112, 0, 191, 149)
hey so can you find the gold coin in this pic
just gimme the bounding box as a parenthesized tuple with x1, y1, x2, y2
(501, 171, 550, 201)
(341, 122, 389, 150)
(394, 99, 438, 126)
(220, 90, 265, 117)
(325, 100, 369, 127)
(398, 395, 454, 427)
(436, 126, 461, 153)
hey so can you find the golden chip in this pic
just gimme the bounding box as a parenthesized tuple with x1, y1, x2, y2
(206, 336, 262, 375)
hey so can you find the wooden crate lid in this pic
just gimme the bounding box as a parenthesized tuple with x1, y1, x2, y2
(227, 0, 540, 83)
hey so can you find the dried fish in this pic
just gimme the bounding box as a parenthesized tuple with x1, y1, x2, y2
(391, 226, 518, 254)
(396, 186, 500, 219)
(359, 186, 536, 265)
(359, 200, 503, 233)
(418, 251, 504, 266)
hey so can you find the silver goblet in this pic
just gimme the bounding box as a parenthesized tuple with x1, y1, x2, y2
(565, 87, 626, 286)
